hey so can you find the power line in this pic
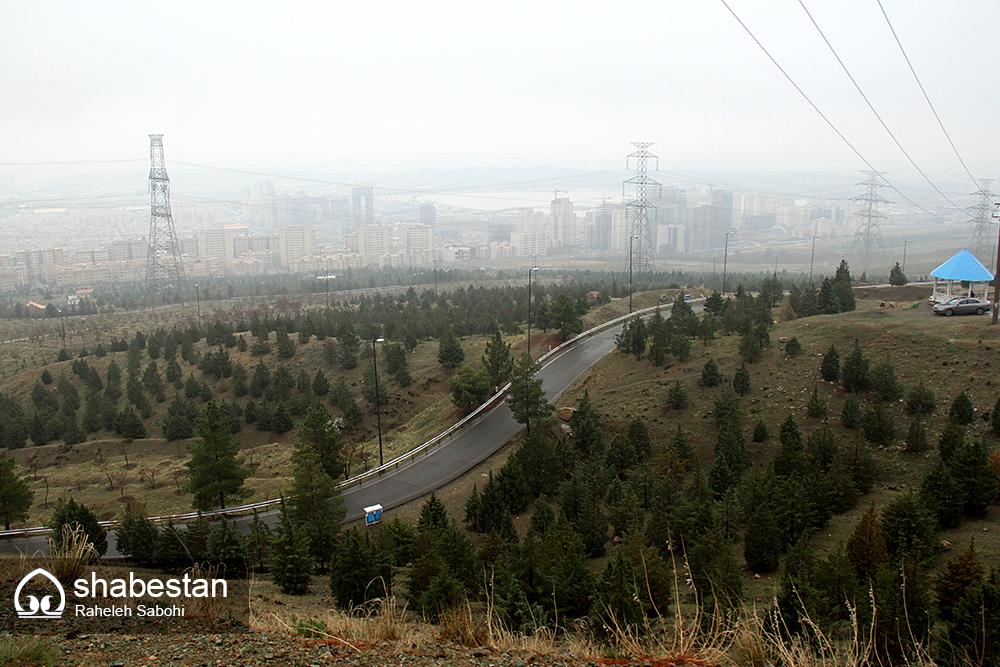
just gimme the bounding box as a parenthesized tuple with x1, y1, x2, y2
(797, 0, 964, 211)
(718, 0, 949, 223)
(875, 0, 979, 190)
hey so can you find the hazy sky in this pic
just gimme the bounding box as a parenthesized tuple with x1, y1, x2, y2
(2, 0, 998, 192)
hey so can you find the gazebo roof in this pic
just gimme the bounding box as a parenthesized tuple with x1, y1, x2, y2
(930, 249, 994, 282)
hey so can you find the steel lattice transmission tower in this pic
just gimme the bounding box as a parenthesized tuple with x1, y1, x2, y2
(145, 134, 185, 287)
(851, 170, 888, 278)
(623, 142, 660, 274)
(968, 178, 996, 261)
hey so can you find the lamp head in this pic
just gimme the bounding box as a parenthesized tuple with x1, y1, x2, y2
(375, 337, 385, 343)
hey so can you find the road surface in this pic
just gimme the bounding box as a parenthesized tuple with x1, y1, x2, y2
(0, 306, 674, 557)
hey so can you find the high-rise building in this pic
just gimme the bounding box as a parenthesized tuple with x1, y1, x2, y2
(517, 208, 544, 234)
(352, 185, 374, 231)
(419, 203, 436, 227)
(403, 224, 433, 254)
(512, 231, 548, 257)
(199, 228, 235, 261)
(278, 226, 316, 267)
(487, 222, 515, 243)
(550, 197, 577, 246)
(345, 225, 392, 266)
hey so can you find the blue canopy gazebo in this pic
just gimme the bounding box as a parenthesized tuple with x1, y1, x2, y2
(929, 249, 995, 303)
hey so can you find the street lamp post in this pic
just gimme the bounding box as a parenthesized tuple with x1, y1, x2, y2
(527, 267, 538, 358)
(722, 231, 736, 296)
(809, 235, 819, 286)
(58, 308, 65, 348)
(194, 283, 201, 328)
(433, 258, 438, 296)
(372, 337, 385, 467)
(902, 240, 909, 276)
(711, 255, 716, 291)
(629, 235, 639, 313)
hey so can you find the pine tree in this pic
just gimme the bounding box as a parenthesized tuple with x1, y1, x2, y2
(291, 443, 345, 565)
(569, 390, 603, 456)
(701, 358, 722, 387)
(626, 417, 652, 462)
(117, 502, 159, 564)
(481, 330, 514, 389)
(733, 364, 751, 396)
(806, 418, 838, 473)
(842, 341, 870, 393)
(647, 308, 667, 366)
(820, 345, 840, 382)
(841, 394, 861, 428)
(833, 259, 856, 311)
(773, 413, 805, 477)
(906, 381, 936, 415)
(753, 419, 769, 443)
(0, 454, 33, 530)
(154, 520, 188, 570)
(938, 422, 965, 462)
(186, 401, 252, 510)
(207, 518, 247, 572)
(666, 380, 688, 410)
(785, 336, 802, 358)
(880, 491, 937, 562)
(330, 528, 381, 608)
(947, 570, 1000, 666)
(744, 504, 780, 573)
(805, 386, 827, 418)
(846, 502, 888, 580)
(298, 405, 345, 480)
(888, 262, 908, 286)
(270, 498, 313, 595)
(949, 391, 975, 425)
(550, 292, 584, 341)
(437, 328, 465, 368)
(950, 439, 1000, 518)
(920, 461, 964, 530)
(861, 402, 896, 446)
(506, 352, 554, 433)
(904, 417, 929, 454)
(870, 358, 904, 402)
(935, 539, 984, 621)
(244, 510, 272, 569)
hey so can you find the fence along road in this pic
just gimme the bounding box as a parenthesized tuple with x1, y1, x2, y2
(0, 300, 691, 557)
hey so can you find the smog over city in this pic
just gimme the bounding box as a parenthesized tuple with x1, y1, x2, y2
(1, 0, 998, 282)
(4, 3, 1000, 666)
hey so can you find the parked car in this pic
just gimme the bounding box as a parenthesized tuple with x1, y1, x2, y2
(932, 297, 992, 316)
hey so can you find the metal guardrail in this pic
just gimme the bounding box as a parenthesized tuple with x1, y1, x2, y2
(0, 299, 690, 540)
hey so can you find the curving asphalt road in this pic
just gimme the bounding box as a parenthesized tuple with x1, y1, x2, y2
(1, 305, 679, 558)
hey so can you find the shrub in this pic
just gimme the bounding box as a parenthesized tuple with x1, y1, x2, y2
(785, 336, 802, 358)
(49, 498, 107, 558)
